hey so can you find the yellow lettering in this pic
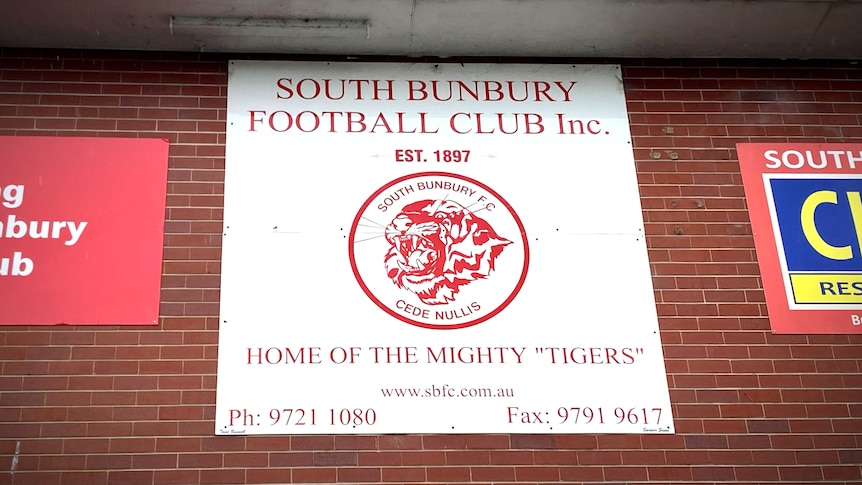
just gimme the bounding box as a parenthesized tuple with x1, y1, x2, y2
(849, 191, 862, 254)
(801, 190, 851, 260)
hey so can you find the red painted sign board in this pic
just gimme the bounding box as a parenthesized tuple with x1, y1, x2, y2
(0, 136, 169, 325)
(738, 143, 862, 334)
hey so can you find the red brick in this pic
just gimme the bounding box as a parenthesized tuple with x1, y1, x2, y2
(729, 435, 773, 449)
(111, 375, 157, 390)
(291, 467, 337, 483)
(136, 390, 181, 405)
(577, 451, 622, 465)
(177, 453, 222, 468)
(514, 465, 560, 480)
(244, 468, 291, 484)
(130, 453, 177, 469)
(445, 450, 490, 465)
(558, 464, 605, 481)
(747, 419, 791, 433)
(778, 465, 825, 481)
(736, 466, 779, 482)
(621, 450, 666, 465)
(534, 450, 578, 465)
(357, 451, 401, 466)
(158, 405, 203, 421)
(223, 452, 268, 468)
(647, 466, 694, 481)
(421, 435, 468, 449)
(337, 467, 383, 482)
(85, 422, 133, 437)
(199, 469, 245, 484)
(154, 437, 203, 453)
(402, 451, 445, 465)
(85, 454, 131, 470)
(290, 435, 334, 451)
(153, 470, 201, 485)
(381, 467, 426, 482)
(311, 451, 357, 466)
(823, 465, 862, 481)
(507, 434, 553, 449)
(131, 421, 177, 436)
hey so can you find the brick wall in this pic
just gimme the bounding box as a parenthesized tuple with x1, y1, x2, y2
(0, 49, 860, 485)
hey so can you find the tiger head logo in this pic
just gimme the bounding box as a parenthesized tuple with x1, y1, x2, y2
(383, 199, 511, 305)
(350, 172, 528, 329)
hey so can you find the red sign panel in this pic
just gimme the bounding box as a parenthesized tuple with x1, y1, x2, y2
(0, 136, 169, 325)
(738, 143, 862, 334)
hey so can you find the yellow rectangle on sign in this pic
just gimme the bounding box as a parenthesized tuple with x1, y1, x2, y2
(790, 274, 862, 304)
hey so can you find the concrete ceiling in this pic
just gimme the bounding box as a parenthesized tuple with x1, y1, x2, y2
(1, 0, 862, 59)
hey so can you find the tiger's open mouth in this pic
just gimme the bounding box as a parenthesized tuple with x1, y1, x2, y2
(395, 234, 439, 272)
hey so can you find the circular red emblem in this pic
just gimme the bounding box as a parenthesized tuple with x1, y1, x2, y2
(349, 172, 529, 329)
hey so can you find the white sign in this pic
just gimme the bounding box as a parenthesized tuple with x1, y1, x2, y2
(216, 61, 674, 434)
